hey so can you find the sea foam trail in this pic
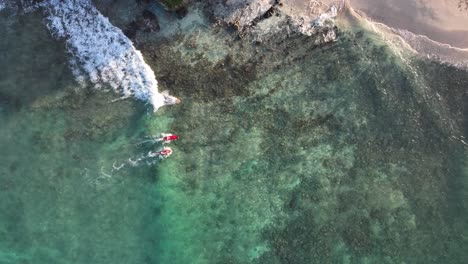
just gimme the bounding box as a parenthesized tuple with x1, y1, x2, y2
(42, 0, 166, 111)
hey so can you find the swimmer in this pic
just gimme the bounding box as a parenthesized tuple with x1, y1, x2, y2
(160, 133, 179, 144)
(135, 133, 179, 146)
(148, 146, 172, 159)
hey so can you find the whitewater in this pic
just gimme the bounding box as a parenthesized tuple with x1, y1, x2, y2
(40, 0, 167, 111)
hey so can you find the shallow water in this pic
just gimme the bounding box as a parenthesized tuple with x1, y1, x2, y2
(1, 2, 468, 264)
(149, 28, 468, 263)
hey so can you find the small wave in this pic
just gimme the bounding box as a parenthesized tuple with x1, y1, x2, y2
(41, 0, 166, 110)
(344, 2, 468, 70)
(392, 28, 468, 69)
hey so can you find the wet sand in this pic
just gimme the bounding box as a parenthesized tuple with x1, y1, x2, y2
(348, 0, 468, 48)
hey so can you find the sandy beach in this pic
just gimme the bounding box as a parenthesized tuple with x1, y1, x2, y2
(348, 0, 468, 48)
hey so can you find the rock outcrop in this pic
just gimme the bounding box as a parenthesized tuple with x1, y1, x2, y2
(210, 0, 277, 29)
(207, 0, 344, 43)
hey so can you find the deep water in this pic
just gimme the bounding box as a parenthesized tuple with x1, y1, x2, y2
(1, 2, 468, 264)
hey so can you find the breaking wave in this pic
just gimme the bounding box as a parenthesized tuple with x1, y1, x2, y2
(41, 0, 166, 110)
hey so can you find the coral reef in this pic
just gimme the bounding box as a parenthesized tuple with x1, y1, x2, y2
(128, 5, 468, 261)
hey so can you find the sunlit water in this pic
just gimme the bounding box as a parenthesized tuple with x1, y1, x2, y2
(1, 2, 468, 264)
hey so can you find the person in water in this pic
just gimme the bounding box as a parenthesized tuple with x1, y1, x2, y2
(148, 146, 172, 159)
(160, 133, 179, 144)
(136, 133, 179, 145)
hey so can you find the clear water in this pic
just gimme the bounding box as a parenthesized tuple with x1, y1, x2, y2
(1, 2, 468, 264)
(0, 9, 166, 263)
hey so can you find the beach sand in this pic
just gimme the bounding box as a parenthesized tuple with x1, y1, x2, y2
(348, 0, 468, 48)
(277, 0, 468, 49)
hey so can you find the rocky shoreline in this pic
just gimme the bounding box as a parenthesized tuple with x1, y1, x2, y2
(103, 0, 467, 70)
(117, 0, 344, 44)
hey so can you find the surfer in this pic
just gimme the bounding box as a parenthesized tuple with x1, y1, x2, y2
(135, 133, 179, 145)
(148, 147, 173, 159)
(160, 133, 179, 143)
(162, 90, 181, 105)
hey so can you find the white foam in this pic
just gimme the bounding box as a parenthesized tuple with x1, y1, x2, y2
(42, 0, 166, 111)
(347, 4, 468, 70)
(0, 1, 5, 11)
(313, 6, 338, 28)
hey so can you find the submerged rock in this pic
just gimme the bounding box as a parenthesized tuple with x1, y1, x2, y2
(124, 10, 160, 39)
(156, 0, 188, 11)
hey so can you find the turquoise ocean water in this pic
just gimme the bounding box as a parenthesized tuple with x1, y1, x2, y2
(1, 2, 468, 264)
